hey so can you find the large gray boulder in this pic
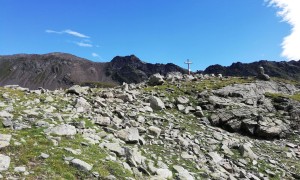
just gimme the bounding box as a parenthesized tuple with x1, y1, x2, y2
(257, 66, 270, 81)
(239, 143, 258, 160)
(148, 126, 162, 138)
(103, 143, 125, 157)
(148, 73, 164, 86)
(75, 97, 91, 113)
(116, 127, 140, 143)
(45, 124, 77, 136)
(124, 147, 146, 167)
(256, 125, 283, 139)
(173, 165, 194, 180)
(166, 72, 183, 81)
(95, 116, 111, 126)
(66, 85, 89, 95)
(149, 96, 165, 111)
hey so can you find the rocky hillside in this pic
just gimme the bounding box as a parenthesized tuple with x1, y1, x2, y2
(0, 73, 300, 179)
(0, 53, 187, 90)
(203, 60, 300, 81)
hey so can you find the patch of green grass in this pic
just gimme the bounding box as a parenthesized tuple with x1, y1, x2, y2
(257, 160, 281, 180)
(271, 77, 300, 86)
(265, 92, 300, 102)
(144, 77, 255, 101)
(291, 93, 300, 102)
(0, 126, 132, 179)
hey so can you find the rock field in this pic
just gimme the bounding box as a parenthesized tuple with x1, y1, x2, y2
(0, 72, 300, 179)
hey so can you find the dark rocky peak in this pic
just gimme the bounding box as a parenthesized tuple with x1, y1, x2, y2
(203, 60, 300, 81)
(110, 55, 145, 69)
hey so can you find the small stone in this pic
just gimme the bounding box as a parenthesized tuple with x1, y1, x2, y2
(14, 166, 26, 173)
(40, 153, 49, 159)
(64, 147, 82, 155)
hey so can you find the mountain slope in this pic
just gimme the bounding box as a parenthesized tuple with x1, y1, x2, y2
(106, 55, 187, 84)
(203, 60, 300, 81)
(0, 53, 187, 90)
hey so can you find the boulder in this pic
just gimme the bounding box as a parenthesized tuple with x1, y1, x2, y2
(256, 125, 282, 139)
(176, 96, 189, 104)
(95, 116, 111, 126)
(116, 127, 140, 143)
(208, 152, 223, 164)
(148, 73, 164, 86)
(173, 165, 194, 180)
(239, 143, 258, 160)
(0, 154, 10, 171)
(0, 111, 13, 118)
(45, 124, 77, 136)
(103, 143, 125, 157)
(70, 158, 93, 172)
(148, 126, 162, 138)
(257, 66, 270, 81)
(67, 85, 89, 95)
(75, 97, 91, 113)
(156, 168, 173, 179)
(166, 72, 183, 81)
(124, 147, 146, 167)
(0, 134, 12, 149)
(149, 96, 165, 110)
(102, 91, 114, 98)
(117, 93, 133, 102)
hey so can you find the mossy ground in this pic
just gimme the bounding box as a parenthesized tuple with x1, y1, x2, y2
(0, 87, 133, 179)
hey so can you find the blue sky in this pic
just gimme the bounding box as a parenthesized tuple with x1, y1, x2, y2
(0, 0, 299, 70)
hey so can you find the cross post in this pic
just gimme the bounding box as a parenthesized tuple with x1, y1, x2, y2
(184, 59, 192, 75)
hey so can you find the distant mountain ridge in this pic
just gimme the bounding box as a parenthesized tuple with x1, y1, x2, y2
(0, 53, 187, 90)
(203, 60, 300, 81)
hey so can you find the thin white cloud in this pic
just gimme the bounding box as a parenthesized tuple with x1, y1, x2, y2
(266, 0, 300, 60)
(76, 42, 93, 47)
(92, 53, 99, 57)
(45, 29, 90, 38)
(45, 29, 62, 34)
(64, 29, 90, 38)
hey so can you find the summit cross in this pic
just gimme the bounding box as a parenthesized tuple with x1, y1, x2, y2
(184, 59, 192, 75)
